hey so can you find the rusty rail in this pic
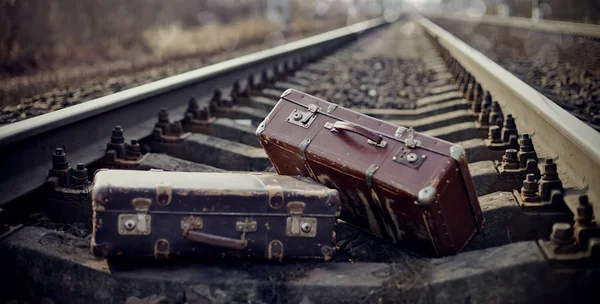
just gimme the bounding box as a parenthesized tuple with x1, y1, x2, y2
(0, 17, 387, 206)
(416, 15, 600, 216)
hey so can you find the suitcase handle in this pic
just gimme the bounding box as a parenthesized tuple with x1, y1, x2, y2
(184, 230, 248, 250)
(327, 121, 386, 147)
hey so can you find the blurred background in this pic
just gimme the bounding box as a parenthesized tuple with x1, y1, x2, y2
(0, 0, 598, 111)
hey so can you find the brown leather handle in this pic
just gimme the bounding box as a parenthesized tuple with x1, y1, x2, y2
(184, 230, 247, 250)
(330, 121, 383, 144)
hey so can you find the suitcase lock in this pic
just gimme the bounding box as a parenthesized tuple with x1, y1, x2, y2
(286, 105, 319, 128)
(118, 198, 151, 235)
(286, 202, 317, 238)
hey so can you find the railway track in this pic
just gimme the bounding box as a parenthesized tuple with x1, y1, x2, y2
(0, 14, 599, 304)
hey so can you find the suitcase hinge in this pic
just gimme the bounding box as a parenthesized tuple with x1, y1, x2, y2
(286, 202, 317, 238)
(119, 198, 152, 235)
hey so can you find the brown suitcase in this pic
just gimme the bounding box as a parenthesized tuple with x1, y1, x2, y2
(256, 89, 484, 257)
(91, 169, 340, 261)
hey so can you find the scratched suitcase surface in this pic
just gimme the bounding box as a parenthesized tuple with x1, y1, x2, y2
(91, 169, 340, 261)
(256, 89, 484, 257)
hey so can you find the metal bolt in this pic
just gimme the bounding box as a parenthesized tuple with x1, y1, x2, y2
(501, 114, 518, 143)
(198, 104, 211, 121)
(293, 112, 303, 121)
(478, 107, 491, 125)
(542, 159, 558, 180)
(520, 174, 541, 202)
(124, 219, 136, 231)
(491, 101, 502, 113)
(495, 117, 504, 128)
(504, 114, 516, 129)
(406, 153, 418, 162)
(52, 148, 69, 170)
(488, 125, 502, 143)
(484, 92, 492, 106)
(72, 163, 89, 185)
(126, 139, 142, 158)
(519, 134, 535, 153)
(301, 222, 312, 233)
(187, 96, 199, 112)
(111, 125, 125, 144)
(501, 149, 519, 170)
(550, 222, 574, 245)
(171, 122, 183, 134)
(489, 111, 501, 126)
(575, 195, 594, 226)
(213, 88, 222, 100)
(232, 80, 241, 94)
(471, 84, 483, 113)
(158, 108, 169, 123)
(466, 80, 475, 102)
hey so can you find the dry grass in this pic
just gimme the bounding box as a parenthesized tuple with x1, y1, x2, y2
(143, 17, 285, 58)
(0, 0, 372, 108)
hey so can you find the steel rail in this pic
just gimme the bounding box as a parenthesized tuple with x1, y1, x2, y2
(0, 17, 388, 206)
(416, 15, 600, 213)
(423, 12, 600, 38)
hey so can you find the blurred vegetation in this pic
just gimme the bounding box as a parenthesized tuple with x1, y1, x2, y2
(0, 0, 359, 76)
(483, 0, 600, 23)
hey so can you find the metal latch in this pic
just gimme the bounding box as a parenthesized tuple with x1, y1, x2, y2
(119, 198, 152, 235)
(404, 127, 421, 148)
(286, 202, 317, 238)
(286, 104, 320, 128)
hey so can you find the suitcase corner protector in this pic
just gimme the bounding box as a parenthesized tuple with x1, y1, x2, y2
(416, 186, 437, 207)
(450, 144, 466, 161)
(281, 88, 294, 98)
(255, 120, 267, 137)
(91, 241, 112, 258)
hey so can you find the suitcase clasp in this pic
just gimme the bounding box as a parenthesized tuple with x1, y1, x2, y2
(286, 105, 319, 128)
(119, 198, 152, 235)
(286, 202, 317, 238)
(404, 127, 421, 148)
